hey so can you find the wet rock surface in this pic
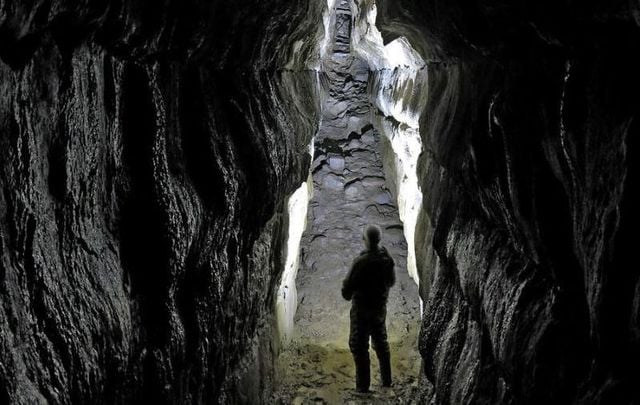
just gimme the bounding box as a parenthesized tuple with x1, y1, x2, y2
(0, 1, 323, 403)
(372, 0, 640, 403)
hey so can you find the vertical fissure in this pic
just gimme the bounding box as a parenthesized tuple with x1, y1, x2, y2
(274, 0, 428, 401)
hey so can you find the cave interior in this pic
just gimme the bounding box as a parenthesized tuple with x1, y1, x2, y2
(0, 0, 639, 404)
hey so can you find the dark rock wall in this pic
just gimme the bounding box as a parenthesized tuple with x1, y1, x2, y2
(375, 1, 640, 403)
(0, 1, 322, 403)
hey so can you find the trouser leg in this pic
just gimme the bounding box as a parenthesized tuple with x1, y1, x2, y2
(352, 350, 370, 392)
(371, 310, 392, 387)
(349, 309, 371, 392)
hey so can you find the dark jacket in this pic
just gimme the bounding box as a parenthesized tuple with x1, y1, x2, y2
(342, 246, 395, 309)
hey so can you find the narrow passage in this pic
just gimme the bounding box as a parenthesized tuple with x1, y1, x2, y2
(272, 2, 422, 403)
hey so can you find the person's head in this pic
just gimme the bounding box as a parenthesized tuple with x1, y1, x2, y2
(363, 224, 381, 249)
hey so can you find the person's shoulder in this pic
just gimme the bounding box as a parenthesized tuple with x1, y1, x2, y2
(355, 250, 368, 260)
(378, 246, 391, 257)
(352, 250, 368, 265)
(378, 246, 394, 262)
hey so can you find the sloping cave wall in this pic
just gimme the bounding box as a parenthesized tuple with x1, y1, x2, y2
(374, 1, 640, 404)
(0, 1, 323, 403)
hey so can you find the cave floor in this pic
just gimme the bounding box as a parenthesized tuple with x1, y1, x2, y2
(271, 50, 425, 404)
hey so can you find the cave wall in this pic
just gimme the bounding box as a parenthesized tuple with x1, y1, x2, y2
(0, 1, 323, 403)
(3, 1, 640, 403)
(374, 1, 640, 403)
(349, 0, 429, 284)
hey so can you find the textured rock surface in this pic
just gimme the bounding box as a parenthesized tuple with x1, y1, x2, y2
(0, 1, 323, 403)
(273, 3, 422, 402)
(373, 1, 640, 403)
(348, 0, 429, 287)
(1, 0, 639, 404)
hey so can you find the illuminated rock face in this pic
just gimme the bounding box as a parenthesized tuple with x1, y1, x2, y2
(295, 0, 417, 348)
(349, 0, 429, 286)
(373, 1, 640, 403)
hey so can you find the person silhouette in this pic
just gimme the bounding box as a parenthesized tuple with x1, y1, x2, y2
(342, 224, 395, 393)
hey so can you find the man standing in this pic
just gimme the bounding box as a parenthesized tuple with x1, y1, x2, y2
(342, 224, 395, 393)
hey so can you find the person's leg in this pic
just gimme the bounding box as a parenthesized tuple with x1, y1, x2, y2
(371, 309, 392, 387)
(349, 308, 371, 392)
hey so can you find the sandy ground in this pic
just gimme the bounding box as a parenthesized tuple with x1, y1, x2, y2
(271, 275, 426, 404)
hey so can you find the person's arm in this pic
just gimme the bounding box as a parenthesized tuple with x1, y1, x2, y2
(383, 247, 395, 288)
(342, 259, 358, 300)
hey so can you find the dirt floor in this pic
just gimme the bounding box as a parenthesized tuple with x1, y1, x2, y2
(271, 272, 426, 404)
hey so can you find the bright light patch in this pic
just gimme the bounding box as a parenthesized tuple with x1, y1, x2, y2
(350, 3, 425, 70)
(379, 119, 423, 284)
(374, 68, 423, 128)
(384, 38, 413, 67)
(384, 37, 425, 69)
(276, 179, 312, 344)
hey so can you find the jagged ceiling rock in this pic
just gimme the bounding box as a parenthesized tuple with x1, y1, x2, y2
(0, 0, 324, 69)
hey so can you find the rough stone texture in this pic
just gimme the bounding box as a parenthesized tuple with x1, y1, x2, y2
(273, 4, 422, 402)
(0, 1, 323, 403)
(333, 0, 353, 55)
(2, 0, 639, 404)
(374, 1, 640, 404)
